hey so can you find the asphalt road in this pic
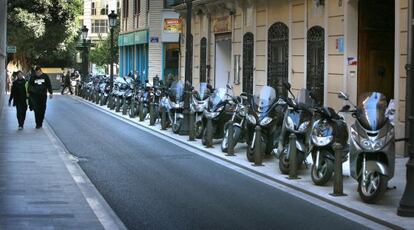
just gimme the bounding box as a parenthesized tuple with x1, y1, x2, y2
(45, 96, 370, 230)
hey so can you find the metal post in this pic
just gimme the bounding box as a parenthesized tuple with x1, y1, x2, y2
(398, 0, 414, 217)
(82, 39, 89, 79)
(330, 143, 347, 196)
(226, 123, 235, 156)
(288, 133, 299, 179)
(161, 109, 167, 130)
(110, 27, 114, 91)
(188, 111, 195, 141)
(179, 0, 193, 135)
(253, 126, 263, 166)
(149, 102, 155, 126)
(205, 117, 213, 148)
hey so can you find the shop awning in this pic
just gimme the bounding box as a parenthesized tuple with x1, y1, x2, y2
(118, 30, 148, 46)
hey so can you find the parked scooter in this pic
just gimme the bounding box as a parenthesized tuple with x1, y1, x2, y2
(309, 106, 349, 185)
(121, 79, 135, 115)
(338, 91, 395, 203)
(160, 80, 185, 133)
(191, 82, 210, 138)
(244, 86, 286, 162)
(278, 84, 315, 174)
(201, 87, 233, 146)
(115, 77, 131, 112)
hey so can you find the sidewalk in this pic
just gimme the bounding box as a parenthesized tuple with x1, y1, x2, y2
(77, 96, 414, 230)
(0, 103, 125, 229)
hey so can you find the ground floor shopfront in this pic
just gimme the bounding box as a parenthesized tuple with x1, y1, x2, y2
(118, 31, 180, 82)
(176, 0, 408, 152)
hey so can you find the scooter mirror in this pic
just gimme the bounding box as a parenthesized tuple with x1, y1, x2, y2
(283, 82, 291, 90)
(339, 105, 351, 112)
(226, 84, 233, 90)
(338, 91, 349, 100)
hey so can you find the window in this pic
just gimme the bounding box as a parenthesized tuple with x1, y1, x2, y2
(91, 20, 108, 34)
(122, 0, 129, 18)
(133, 0, 140, 15)
(163, 0, 176, 9)
(101, 4, 109, 15)
(91, 2, 96, 15)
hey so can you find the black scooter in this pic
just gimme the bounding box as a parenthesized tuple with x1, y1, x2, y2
(245, 86, 286, 162)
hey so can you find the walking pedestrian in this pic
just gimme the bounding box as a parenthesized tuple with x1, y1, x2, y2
(27, 66, 53, 129)
(8, 71, 28, 130)
(61, 71, 73, 95)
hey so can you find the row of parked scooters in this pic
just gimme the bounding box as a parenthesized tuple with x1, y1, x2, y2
(78, 74, 396, 204)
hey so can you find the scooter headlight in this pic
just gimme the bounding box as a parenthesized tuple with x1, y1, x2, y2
(286, 116, 295, 131)
(247, 114, 256, 124)
(239, 108, 247, 117)
(312, 135, 334, 147)
(260, 117, 273, 126)
(298, 121, 310, 132)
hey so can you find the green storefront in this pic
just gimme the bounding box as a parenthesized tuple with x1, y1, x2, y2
(118, 30, 148, 80)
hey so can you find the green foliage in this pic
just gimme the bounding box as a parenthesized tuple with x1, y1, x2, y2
(89, 25, 120, 68)
(7, 0, 83, 69)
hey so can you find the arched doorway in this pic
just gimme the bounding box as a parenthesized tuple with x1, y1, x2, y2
(307, 26, 325, 105)
(243, 32, 254, 95)
(268, 22, 289, 97)
(200, 37, 207, 83)
(358, 0, 394, 101)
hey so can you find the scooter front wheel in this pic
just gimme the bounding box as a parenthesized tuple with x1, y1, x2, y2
(222, 126, 242, 153)
(172, 118, 182, 134)
(279, 150, 290, 175)
(358, 172, 388, 204)
(311, 158, 334, 186)
(195, 120, 204, 139)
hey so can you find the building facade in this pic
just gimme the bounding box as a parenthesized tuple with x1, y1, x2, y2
(118, 0, 180, 82)
(174, 0, 408, 153)
(80, 0, 119, 75)
(81, 0, 119, 43)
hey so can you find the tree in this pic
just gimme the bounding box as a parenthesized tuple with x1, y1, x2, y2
(7, 0, 83, 71)
(89, 25, 120, 69)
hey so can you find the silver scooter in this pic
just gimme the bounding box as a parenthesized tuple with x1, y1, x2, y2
(338, 91, 395, 203)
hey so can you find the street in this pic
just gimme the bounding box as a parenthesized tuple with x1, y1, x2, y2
(44, 96, 370, 230)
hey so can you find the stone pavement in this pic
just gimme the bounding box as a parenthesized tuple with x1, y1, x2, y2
(77, 96, 414, 230)
(0, 103, 126, 229)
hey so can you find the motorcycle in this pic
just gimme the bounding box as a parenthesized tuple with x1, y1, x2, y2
(115, 77, 131, 112)
(309, 106, 349, 185)
(149, 76, 163, 125)
(244, 86, 286, 162)
(99, 78, 111, 106)
(191, 82, 210, 139)
(122, 78, 135, 115)
(201, 88, 233, 146)
(278, 84, 315, 174)
(220, 91, 249, 153)
(338, 91, 395, 203)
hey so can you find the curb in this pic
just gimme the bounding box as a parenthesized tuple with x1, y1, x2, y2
(44, 118, 128, 230)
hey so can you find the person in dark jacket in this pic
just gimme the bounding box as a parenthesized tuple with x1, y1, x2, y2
(8, 71, 28, 130)
(27, 66, 53, 129)
(61, 71, 73, 95)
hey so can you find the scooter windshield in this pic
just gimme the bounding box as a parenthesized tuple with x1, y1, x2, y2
(169, 80, 185, 102)
(296, 88, 313, 105)
(358, 92, 388, 131)
(198, 82, 209, 100)
(210, 88, 227, 108)
(254, 86, 276, 114)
